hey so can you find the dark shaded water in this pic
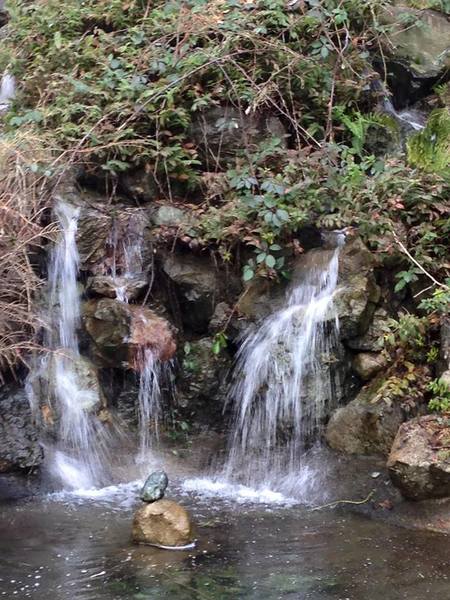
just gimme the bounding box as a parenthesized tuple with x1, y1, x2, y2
(0, 479, 448, 600)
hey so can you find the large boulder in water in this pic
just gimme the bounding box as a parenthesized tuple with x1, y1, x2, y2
(84, 299, 176, 369)
(0, 387, 43, 472)
(140, 470, 168, 503)
(381, 6, 450, 107)
(326, 371, 418, 457)
(132, 499, 193, 547)
(387, 415, 450, 500)
(326, 362, 431, 457)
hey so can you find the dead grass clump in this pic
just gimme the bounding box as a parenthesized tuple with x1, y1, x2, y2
(0, 131, 56, 379)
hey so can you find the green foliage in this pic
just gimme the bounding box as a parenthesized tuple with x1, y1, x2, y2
(428, 378, 450, 412)
(407, 108, 450, 173)
(419, 286, 450, 314)
(212, 331, 228, 355)
(333, 107, 398, 157)
(384, 313, 428, 360)
(1, 0, 448, 291)
(1, 0, 385, 175)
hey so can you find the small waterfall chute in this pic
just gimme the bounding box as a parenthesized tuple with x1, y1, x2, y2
(28, 202, 111, 490)
(107, 221, 173, 462)
(0, 72, 15, 113)
(222, 235, 345, 497)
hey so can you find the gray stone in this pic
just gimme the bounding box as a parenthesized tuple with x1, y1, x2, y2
(347, 308, 388, 351)
(140, 470, 169, 503)
(0, 387, 43, 472)
(162, 253, 221, 333)
(152, 205, 191, 228)
(326, 375, 404, 456)
(333, 237, 380, 340)
(381, 6, 450, 106)
(388, 415, 450, 500)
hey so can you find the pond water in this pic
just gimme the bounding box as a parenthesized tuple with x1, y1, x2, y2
(0, 476, 448, 600)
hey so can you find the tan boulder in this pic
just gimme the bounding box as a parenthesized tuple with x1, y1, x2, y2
(387, 415, 450, 500)
(132, 499, 193, 547)
(352, 352, 387, 381)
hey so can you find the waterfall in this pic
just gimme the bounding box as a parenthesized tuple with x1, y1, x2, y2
(136, 348, 163, 462)
(29, 202, 111, 489)
(223, 236, 344, 494)
(108, 220, 169, 462)
(108, 217, 146, 303)
(0, 72, 15, 113)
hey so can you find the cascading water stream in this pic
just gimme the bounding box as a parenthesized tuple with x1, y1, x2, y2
(108, 220, 169, 462)
(221, 236, 345, 496)
(108, 219, 145, 303)
(0, 72, 15, 113)
(29, 202, 111, 489)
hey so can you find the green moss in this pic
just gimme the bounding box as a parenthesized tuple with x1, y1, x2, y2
(407, 108, 450, 173)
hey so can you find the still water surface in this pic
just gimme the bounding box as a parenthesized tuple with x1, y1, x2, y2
(0, 479, 448, 600)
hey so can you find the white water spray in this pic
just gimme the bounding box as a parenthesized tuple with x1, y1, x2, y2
(223, 237, 344, 495)
(0, 72, 15, 113)
(108, 223, 170, 462)
(30, 202, 112, 489)
(108, 218, 146, 303)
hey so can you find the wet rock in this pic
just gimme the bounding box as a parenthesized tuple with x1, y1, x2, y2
(27, 351, 106, 435)
(334, 237, 380, 340)
(237, 276, 287, 324)
(352, 352, 387, 381)
(326, 375, 404, 456)
(189, 105, 287, 169)
(84, 299, 176, 369)
(439, 316, 450, 375)
(0, 387, 43, 472)
(86, 274, 148, 301)
(387, 415, 450, 500)
(132, 499, 193, 547)
(347, 308, 387, 352)
(0, 0, 9, 29)
(208, 302, 232, 334)
(140, 470, 169, 502)
(76, 202, 151, 277)
(177, 337, 232, 425)
(381, 6, 450, 107)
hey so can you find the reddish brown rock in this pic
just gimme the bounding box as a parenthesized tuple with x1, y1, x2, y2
(84, 298, 176, 369)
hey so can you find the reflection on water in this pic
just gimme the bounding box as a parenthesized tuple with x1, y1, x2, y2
(0, 480, 448, 600)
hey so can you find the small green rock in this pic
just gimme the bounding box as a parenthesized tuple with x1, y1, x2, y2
(140, 470, 169, 503)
